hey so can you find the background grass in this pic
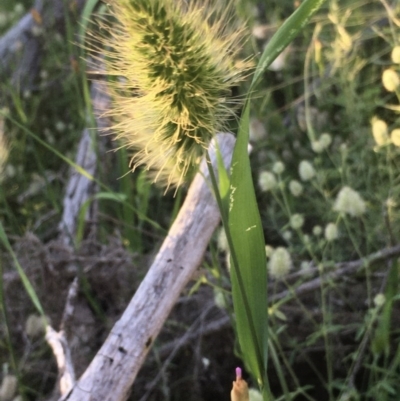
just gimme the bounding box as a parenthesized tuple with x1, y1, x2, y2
(1, 0, 400, 400)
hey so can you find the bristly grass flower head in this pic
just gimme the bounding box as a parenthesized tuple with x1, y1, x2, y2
(91, 0, 252, 190)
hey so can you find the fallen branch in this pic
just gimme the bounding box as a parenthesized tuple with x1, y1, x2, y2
(270, 244, 400, 303)
(58, 79, 110, 245)
(0, 0, 86, 89)
(60, 133, 235, 401)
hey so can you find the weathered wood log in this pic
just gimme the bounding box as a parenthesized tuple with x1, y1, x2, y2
(0, 0, 86, 89)
(60, 133, 235, 401)
(58, 79, 110, 245)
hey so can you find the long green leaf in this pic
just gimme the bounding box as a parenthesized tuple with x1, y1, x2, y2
(227, 0, 326, 392)
(0, 222, 45, 316)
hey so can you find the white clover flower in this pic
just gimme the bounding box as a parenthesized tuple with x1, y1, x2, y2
(312, 225, 322, 236)
(320, 133, 332, 148)
(324, 222, 338, 241)
(272, 161, 285, 174)
(282, 230, 292, 241)
(289, 180, 303, 197)
(303, 234, 310, 244)
(258, 171, 277, 192)
(392, 46, 400, 64)
(265, 245, 274, 258)
(217, 228, 228, 252)
(299, 160, 316, 181)
(268, 247, 292, 280)
(382, 69, 400, 92)
(311, 140, 324, 153)
(290, 214, 304, 230)
(373, 293, 386, 308)
(252, 25, 269, 40)
(391, 129, 400, 147)
(371, 118, 390, 147)
(0, 374, 18, 401)
(13, 4, 24, 14)
(249, 388, 263, 401)
(333, 186, 366, 217)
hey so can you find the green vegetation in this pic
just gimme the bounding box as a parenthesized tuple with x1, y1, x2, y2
(1, 0, 400, 400)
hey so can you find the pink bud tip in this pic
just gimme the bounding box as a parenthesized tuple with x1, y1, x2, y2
(235, 367, 242, 380)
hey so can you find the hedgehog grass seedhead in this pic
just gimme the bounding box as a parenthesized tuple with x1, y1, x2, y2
(93, 0, 251, 190)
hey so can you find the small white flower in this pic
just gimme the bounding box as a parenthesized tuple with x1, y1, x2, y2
(382, 69, 400, 92)
(202, 357, 210, 369)
(312, 225, 322, 236)
(272, 161, 285, 174)
(268, 247, 292, 279)
(373, 293, 386, 307)
(392, 46, 400, 64)
(13, 4, 24, 14)
(249, 388, 263, 401)
(265, 245, 274, 258)
(391, 129, 400, 147)
(320, 133, 332, 148)
(258, 171, 277, 192)
(289, 180, 303, 197)
(311, 140, 324, 153)
(290, 214, 304, 230)
(371, 118, 390, 147)
(282, 230, 292, 241)
(252, 25, 269, 40)
(333, 186, 366, 217)
(303, 234, 310, 244)
(325, 222, 338, 241)
(299, 160, 316, 181)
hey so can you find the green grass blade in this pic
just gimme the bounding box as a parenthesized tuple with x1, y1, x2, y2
(228, 0, 326, 391)
(78, 0, 101, 46)
(0, 222, 45, 316)
(229, 102, 268, 386)
(250, 0, 326, 91)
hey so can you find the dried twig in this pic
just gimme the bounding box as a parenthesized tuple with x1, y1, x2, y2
(46, 278, 79, 399)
